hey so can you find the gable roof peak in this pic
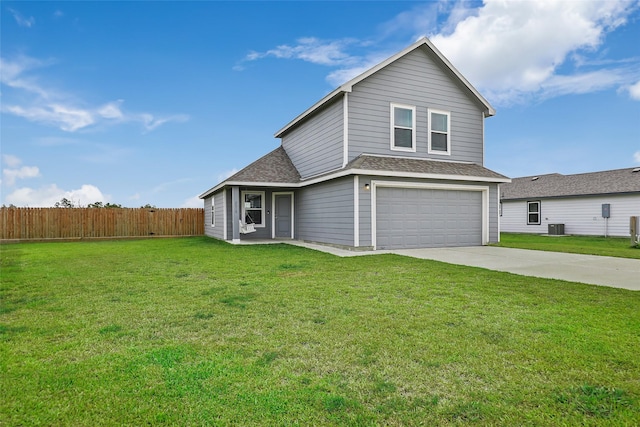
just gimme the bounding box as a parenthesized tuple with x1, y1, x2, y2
(274, 36, 494, 138)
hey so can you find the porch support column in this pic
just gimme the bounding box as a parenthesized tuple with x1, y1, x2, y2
(231, 185, 240, 243)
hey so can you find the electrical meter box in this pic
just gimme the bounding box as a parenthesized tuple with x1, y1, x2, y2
(602, 204, 611, 218)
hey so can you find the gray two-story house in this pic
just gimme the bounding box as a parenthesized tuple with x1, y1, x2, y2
(199, 37, 510, 250)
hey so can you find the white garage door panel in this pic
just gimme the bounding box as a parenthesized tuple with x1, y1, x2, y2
(376, 187, 483, 249)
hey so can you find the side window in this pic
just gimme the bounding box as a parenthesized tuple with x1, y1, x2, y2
(242, 191, 265, 227)
(428, 109, 451, 155)
(211, 198, 215, 227)
(390, 103, 416, 152)
(527, 201, 541, 225)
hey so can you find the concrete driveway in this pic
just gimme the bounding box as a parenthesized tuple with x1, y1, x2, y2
(393, 246, 639, 291)
(289, 241, 639, 291)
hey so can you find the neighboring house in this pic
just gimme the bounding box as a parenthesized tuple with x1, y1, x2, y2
(500, 168, 640, 237)
(199, 37, 510, 250)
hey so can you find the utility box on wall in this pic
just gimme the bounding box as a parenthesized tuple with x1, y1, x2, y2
(602, 203, 611, 218)
(548, 224, 565, 235)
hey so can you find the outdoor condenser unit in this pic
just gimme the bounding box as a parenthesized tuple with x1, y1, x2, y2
(548, 224, 565, 235)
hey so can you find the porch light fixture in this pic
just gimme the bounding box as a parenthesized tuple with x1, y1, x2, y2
(364, 183, 370, 190)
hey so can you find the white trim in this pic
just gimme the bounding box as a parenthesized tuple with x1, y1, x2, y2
(353, 176, 360, 247)
(497, 186, 501, 242)
(241, 190, 266, 228)
(223, 188, 228, 240)
(271, 192, 295, 239)
(527, 200, 541, 225)
(428, 109, 451, 156)
(481, 111, 485, 166)
(274, 37, 494, 137)
(343, 92, 349, 168)
(390, 103, 416, 152)
(370, 180, 490, 250)
(199, 168, 510, 199)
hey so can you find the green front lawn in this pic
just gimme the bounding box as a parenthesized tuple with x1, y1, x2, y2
(2, 237, 639, 425)
(496, 233, 640, 259)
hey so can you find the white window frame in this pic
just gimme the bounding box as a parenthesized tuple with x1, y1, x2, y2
(241, 191, 266, 228)
(390, 103, 416, 152)
(428, 109, 451, 155)
(527, 201, 541, 225)
(211, 197, 215, 227)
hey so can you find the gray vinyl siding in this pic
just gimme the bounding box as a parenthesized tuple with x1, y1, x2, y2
(281, 98, 344, 179)
(296, 177, 354, 246)
(204, 192, 225, 240)
(348, 47, 485, 164)
(501, 194, 640, 237)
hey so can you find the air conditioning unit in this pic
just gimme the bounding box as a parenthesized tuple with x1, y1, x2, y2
(548, 224, 565, 235)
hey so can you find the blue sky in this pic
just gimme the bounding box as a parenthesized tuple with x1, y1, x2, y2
(2, 1, 639, 208)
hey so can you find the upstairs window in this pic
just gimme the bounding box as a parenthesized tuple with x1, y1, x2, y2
(428, 109, 450, 155)
(390, 103, 416, 152)
(242, 191, 265, 227)
(527, 201, 541, 225)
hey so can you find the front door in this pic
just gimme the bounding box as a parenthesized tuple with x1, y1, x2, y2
(274, 194, 292, 238)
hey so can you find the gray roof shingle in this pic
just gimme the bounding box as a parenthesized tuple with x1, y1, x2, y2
(201, 149, 510, 199)
(346, 155, 509, 180)
(225, 146, 301, 183)
(500, 168, 640, 200)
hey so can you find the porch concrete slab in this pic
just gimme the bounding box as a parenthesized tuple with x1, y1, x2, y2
(392, 246, 639, 291)
(284, 241, 639, 291)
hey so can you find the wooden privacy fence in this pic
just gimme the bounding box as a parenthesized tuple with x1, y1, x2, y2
(0, 208, 204, 241)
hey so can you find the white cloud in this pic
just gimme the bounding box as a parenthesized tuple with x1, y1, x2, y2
(5, 104, 95, 132)
(0, 55, 189, 132)
(634, 151, 640, 164)
(241, 1, 639, 104)
(181, 195, 202, 208)
(428, 0, 639, 104)
(244, 37, 360, 67)
(628, 81, 640, 101)
(2, 155, 40, 186)
(98, 100, 125, 119)
(218, 168, 239, 182)
(5, 184, 108, 207)
(3, 166, 40, 187)
(2, 154, 22, 168)
(139, 113, 190, 132)
(9, 7, 35, 28)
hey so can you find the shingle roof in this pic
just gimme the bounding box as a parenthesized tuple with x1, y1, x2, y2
(346, 155, 509, 181)
(200, 149, 510, 199)
(500, 168, 640, 200)
(225, 146, 301, 183)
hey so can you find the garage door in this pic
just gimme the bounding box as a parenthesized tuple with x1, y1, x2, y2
(376, 187, 483, 249)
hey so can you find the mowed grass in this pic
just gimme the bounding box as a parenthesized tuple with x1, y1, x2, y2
(496, 233, 640, 259)
(1, 237, 639, 426)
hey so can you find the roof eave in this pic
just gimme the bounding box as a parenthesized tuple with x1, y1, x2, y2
(501, 191, 639, 201)
(199, 180, 301, 199)
(200, 169, 511, 199)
